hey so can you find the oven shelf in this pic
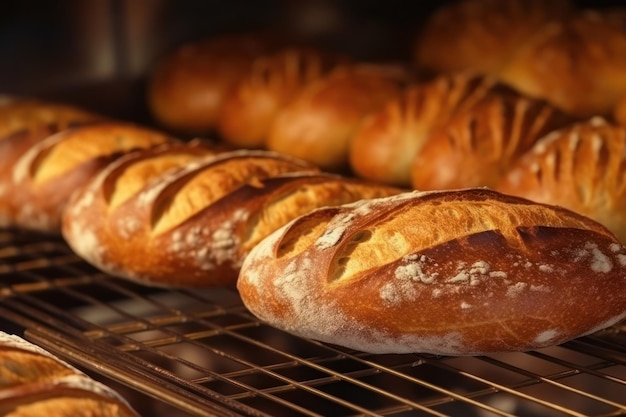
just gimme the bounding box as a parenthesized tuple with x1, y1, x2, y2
(1, 228, 625, 417)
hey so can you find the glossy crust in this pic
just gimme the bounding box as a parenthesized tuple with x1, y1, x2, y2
(497, 119, 626, 243)
(0, 332, 138, 417)
(62, 150, 321, 287)
(499, 9, 626, 117)
(238, 188, 626, 355)
(349, 73, 500, 187)
(267, 64, 407, 172)
(410, 90, 575, 190)
(147, 33, 279, 135)
(413, 0, 573, 76)
(3, 121, 174, 233)
(217, 47, 342, 148)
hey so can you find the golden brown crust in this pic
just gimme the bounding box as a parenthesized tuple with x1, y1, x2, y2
(147, 33, 280, 135)
(349, 73, 500, 187)
(499, 9, 626, 117)
(238, 188, 626, 355)
(0, 332, 138, 417)
(267, 64, 408, 172)
(62, 150, 320, 287)
(413, 0, 573, 76)
(497, 118, 626, 243)
(410, 90, 575, 190)
(217, 47, 344, 148)
(4, 122, 175, 233)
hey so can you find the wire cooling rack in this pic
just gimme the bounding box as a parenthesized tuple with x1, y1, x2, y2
(1, 228, 625, 417)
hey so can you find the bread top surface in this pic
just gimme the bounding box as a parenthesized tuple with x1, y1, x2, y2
(410, 89, 575, 190)
(238, 188, 626, 354)
(497, 118, 626, 242)
(348, 73, 501, 186)
(414, 0, 573, 75)
(499, 9, 626, 117)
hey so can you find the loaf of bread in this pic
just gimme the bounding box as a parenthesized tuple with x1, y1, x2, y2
(267, 64, 407, 172)
(349, 73, 500, 187)
(410, 89, 575, 190)
(217, 47, 343, 149)
(62, 147, 402, 287)
(238, 188, 626, 355)
(2, 121, 175, 233)
(0, 332, 138, 417)
(499, 9, 626, 118)
(147, 33, 280, 135)
(413, 0, 573, 76)
(497, 118, 626, 243)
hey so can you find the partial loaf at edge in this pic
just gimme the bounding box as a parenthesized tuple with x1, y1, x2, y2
(238, 188, 626, 355)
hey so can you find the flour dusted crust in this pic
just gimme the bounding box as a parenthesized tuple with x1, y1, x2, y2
(3, 121, 174, 233)
(237, 188, 626, 355)
(497, 118, 626, 244)
(0, 332, 138, 417)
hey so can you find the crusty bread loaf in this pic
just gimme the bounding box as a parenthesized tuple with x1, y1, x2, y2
(267, 64, 407, 172)
(349, 73, 500, 187)
(497, 118, 626, 243)
(238, 188, 626, 355)
(147, 33, 279, 135)
(410, 89, 575, 191)
(0, 332, 138, 417)
(2, 121, 175, 233)
(413, 0, 573, 76)
(62, 150, 321, 287)
(217, 47, 343, 149)
(499, 9, 626, 118)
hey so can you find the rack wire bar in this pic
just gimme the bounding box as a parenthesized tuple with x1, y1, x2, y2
(1, 228, 626, 417)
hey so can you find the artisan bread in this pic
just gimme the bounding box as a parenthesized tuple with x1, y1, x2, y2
(237, 188, 626, 355)
(267, 64, 407, 172)
(497, 118, 626, 243)
(62, 150, 320, 287)
(0, 332, 138, 417)
(147, 33, 279, 135)
(499, 9, 626, 118)
(349, 73, 500, 187)
(410, 89, 575, 190)
(217, 47, 343, 149)
(413, 0, 573, 76)
(3, 121, 174, 233)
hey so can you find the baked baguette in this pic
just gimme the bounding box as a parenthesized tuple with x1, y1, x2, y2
(3, 121, 175, 233)
(267, 63, 407, 172)
(237, 188, 626, 355)
(413, 0, 573, 76)
(499, 9, 626, 118)
(410, 89, 575, 190)
(0, 332, 138, 417)
(349, 73, 500, 187)
(497, 118, 626, 243)
(217, 47, 342, 149)
(62, 150, 321, 287)
(147, 33, 279, 135)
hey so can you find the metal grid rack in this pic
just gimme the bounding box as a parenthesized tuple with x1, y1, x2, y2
(1, 227, 626, 417)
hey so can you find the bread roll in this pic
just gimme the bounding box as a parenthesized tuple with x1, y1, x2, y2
(499, 9, 626, 118)
(3, 121, 174, 233)
(497, 118, 626, 243)
(413, 0, 573, 76)
(217, 47, 342, 148)
(349, 73, 499, 187)
(62, 150, 320, 287)
(267, 64, 407, 172)
(238, 188, 626, 355)
(410, 90, 575, 191)
(0, 332, 138, 417)
(147, 33, 279, 135)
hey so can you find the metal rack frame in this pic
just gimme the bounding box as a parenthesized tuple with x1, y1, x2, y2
(1, 228, 625, 417)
